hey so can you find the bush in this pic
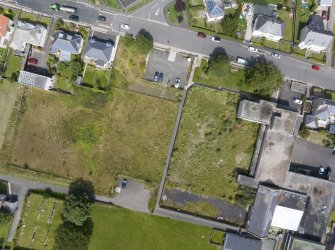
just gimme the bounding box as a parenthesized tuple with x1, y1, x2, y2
(177, 15, 184, 23)
(175, 0, 186, 12)
(63, 194, 91, 226)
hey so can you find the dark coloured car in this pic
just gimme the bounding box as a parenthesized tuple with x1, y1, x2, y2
(158, 72, 163, 82)
(153, 71, 159, 82)
(121, 179, 128, 189)
(69, 15, 79, 21)
(197, 32, 206, 38)
(98, 15, 106, 21)
(28, 58, 38, 65)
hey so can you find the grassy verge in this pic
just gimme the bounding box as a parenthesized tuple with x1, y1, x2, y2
(82, 65, 111, 90)
(308, 52, 326, 63)
(5, 86, 177, 195)
(4, 52, 22, 80)
(89, 204, 217, 249)
(19, 11, 37, 22)
(39, 16, 52, 27)
(167, 3, 182, 25)
(14, 193, 63, 249)
(127, 0, 151, 12)
(193, 59, 250, 92)
(103, 0, 122, 9)
(278, 40, 292, 53)
(168, 87, 259, 203)
(0, 215, 11, 245)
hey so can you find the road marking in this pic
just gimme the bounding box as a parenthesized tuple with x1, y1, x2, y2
(155, 8, 160, 15)
(148, 3, 159, 20)
(148, 18, 168, 26)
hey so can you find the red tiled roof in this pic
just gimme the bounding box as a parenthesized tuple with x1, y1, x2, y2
(0, 15, 9, 38)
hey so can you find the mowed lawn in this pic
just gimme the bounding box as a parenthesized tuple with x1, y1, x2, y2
(83, 65, 111, 89)
(8, 87, 177, 194)
(15, 193, 63, 249)
(89, 204, 218, 250)
(168, 87, 259, 200)
(4, 53, 22, 79)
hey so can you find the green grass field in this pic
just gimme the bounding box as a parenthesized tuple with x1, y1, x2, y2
(4, 53, 22, 79)
(193, 59, 248, 92)
(7, 87, 177, 194)
(83, 66, 111, 89)
(168, 87, 259, 201)
(89, 204, 218, 250)
(15, 193, 63, 249)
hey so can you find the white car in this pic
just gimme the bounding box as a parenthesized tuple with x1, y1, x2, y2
(293, 98, 303, 105)
(121, 24, 130, 30)
(248, 46, 258, 53)
(271, 52, 280, 58)
(175, 78, 181, 88)
(211, 36, 221, 43)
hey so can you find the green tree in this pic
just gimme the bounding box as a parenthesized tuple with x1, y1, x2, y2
(54, 220, 93, 250)
(221, 5, 241, 37)
(245, 63, 283, 96)
(135, 31, 153, 55)
(70, 60, 83, 81)
(206, 53, 229, 77)
(63, 194, 91, 226)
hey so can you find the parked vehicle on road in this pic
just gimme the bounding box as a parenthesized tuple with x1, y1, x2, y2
(69, 15, 79, 21)
(28, 58, 38, 65)
(60, 6, 77, 14)
(271, 52, 280, 58)
(122, 179, 128, 188)
(175, 78, 180, 88)
(248, 46, 258, 53)
(98, 15, 106, 21)
(197, 32, 206, 38)
(312, 65, 320, 70)
(236, 57, 247, 65)
(211, 36, 221, 42)
(153, 71, 159, 82)
(158, 72, 164, 82)
(121, 24, 130, 30)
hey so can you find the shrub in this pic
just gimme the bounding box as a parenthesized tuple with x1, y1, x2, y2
(175, 0, 186, 12)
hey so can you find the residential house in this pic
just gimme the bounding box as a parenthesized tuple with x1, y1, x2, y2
(0, 15, 14, 48)
(50, 30, 83, 62)
(83, 37, 114, 69)
(298, 15, 333, 53)
(304, 98, 335, 131)
(253, 4, 275, 18)
(204, 0, 224, 22)
(252, 15, 285, 42)
(222, 233, 263, 250)
(284, 235, 326, 250)
(10, 21, 47, 51)
(247, 185, 308, 238)
(18, 70, 54, 90)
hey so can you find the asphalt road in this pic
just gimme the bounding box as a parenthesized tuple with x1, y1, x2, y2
(13, 0, 335, 90)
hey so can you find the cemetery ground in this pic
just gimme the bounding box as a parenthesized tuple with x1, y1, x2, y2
(12, 192, 219, 249)
(166, 87, 259, 215)
(2, 86, 177, 195)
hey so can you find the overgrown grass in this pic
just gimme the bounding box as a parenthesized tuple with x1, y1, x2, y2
(0, 47, 7, 73)
(103, 0, 122, 9)
(278, 40, 292, 53)
(183, 201, 219, 218)
(15, 193, 63, 249)
(4, 53, 22, 79)
(0, 214, 11, 245)
(168, 87, 259, 203)
(193, 59, 249, 92)
(89, 204, 218, 249)
(278, 10, 293, 41)
(82, 66, 111, 89)
(19, 11, 37, 22)
(6, 87, 177, 194)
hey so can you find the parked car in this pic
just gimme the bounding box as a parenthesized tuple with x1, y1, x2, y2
(293, 98, 303, 105)
(319, 167, 325, 175)
(211, 36, 221, 42)
(98, 15, 106, 21)
(271, 52, 280, 58)
(28, 58, 38, 65)
(175, 78, 180, 88)
(312, 65, 320, 70)
(158, 72, 164, 82)
(69, 15, 79, 21)
(248, 46, 258, 53)
(121, 179, 128, 189)
(197, 32, 206, 38)
(153, 71, 159, 82)
(121, 24, 130, 30)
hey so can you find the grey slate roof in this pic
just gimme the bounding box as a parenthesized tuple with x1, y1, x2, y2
(254, 15, 285, 37)
(312, 98, 335, 120)
(253, 4, 274, 18)
(222, 233, 262, 250)
(247, 185, 308, 238)
(299, 26, 333, 49)
(50, 30, 83, 54)
(84, 38, 114, 63)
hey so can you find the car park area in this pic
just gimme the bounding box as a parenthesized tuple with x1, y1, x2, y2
(145, 48, 192, 88)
